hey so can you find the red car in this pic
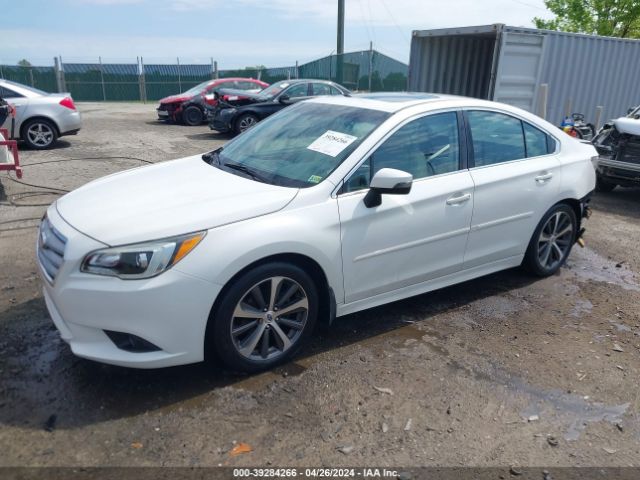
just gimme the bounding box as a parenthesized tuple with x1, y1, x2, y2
(156, 77, 268, 126)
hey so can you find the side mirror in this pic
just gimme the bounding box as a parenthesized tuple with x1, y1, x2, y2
(363, 168, 413, 208)
(204, 93, 215, 101)
(279, 94, 291, 104)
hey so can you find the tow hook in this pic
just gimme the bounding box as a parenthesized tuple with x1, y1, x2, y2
(576, 227, 586, 248)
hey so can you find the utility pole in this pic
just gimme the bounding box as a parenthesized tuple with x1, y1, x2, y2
(336, 0, 345, 84)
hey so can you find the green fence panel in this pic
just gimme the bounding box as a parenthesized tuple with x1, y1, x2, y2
(1, 50, 407, 102)
(0, 65, 57, 92)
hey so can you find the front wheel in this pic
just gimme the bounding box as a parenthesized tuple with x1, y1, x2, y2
(209, 262, 319, 372)
(182, 106, 204, 126)
(523, 204, 577, 277)
(235, 113, 259, 135)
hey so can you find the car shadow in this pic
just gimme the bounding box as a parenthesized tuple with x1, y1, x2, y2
(0, 267, 537, 431)
(592, 187, 640, 220)
(18, 140, 73, 151)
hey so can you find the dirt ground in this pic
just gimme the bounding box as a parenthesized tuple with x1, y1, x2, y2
(1, 103, 640, 469)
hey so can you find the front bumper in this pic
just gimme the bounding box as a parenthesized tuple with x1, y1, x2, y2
(38, 206, 221, 369)
(597, 157, 640, 183)
(208, 108, 235, 133)
(157, 104, 181, 121)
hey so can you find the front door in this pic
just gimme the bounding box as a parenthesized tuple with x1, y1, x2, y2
(337, 111, 475, 304)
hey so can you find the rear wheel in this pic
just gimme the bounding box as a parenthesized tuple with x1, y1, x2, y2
(22, 118, 58, 149)
(209, 262, 319, 372)
(235, 113, 259, 135)
(523, 204, 577, 277)
(595, 173, 616, 192)
(182, 105, 204, 126)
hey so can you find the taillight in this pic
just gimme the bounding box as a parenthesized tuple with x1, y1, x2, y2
(59, 97, 76, 110)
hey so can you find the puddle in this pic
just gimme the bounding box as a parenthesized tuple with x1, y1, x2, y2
(609, 320, 632, 332)
(569, 299, 593, 318)
(567, 248, 640, 291)
(415, 340, 630, 442)
(515, 383, 629, 441)
(498, 365, 630, 441)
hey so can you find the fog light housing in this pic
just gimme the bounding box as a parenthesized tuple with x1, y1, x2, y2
(104, 330, 161, 353)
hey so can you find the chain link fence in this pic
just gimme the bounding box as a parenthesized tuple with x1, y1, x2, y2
(0, 50, 408, 101)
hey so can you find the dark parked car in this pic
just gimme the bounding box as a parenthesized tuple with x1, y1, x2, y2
(208, 79, 350, 135)
(593, 105, 640, 191)
(156, 78, 268, 126)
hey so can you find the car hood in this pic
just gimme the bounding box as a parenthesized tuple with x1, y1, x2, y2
(159, 94, 192, 104)
(56, 155, 299, 245)
(614, 117, 640, 136)
(218, 88, 271, 106)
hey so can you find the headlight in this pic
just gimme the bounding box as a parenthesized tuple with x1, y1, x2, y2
(81, 231, 206, 279)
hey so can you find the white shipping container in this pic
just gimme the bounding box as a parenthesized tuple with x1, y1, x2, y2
(409, 24, 640, 124)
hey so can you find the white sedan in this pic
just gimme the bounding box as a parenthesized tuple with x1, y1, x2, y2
(38, 93, 596, 371)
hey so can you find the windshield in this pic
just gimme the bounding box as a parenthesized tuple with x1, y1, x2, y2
(209, 102, 390, 188)
(628, 105, 640, 118)
(256, 82, 290, 99)
(182, 81, 212, 96)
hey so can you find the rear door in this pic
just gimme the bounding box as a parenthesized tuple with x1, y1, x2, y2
(462, 109, 561, 269)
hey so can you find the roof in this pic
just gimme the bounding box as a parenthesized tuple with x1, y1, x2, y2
(308, 91, 459, 113)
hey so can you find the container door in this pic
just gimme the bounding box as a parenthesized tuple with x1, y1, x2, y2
(493, 32, 546, 113)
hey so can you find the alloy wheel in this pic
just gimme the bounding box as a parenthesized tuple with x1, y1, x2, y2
(537, 211, 574, 270)
(27, 122, 55, 147)
(238, 116, 257, 132)
(230, 276, 309, 361)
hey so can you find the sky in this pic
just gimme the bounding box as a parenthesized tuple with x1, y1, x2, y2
(3, 0, 554, 68)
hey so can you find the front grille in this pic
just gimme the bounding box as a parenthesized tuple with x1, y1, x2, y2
(37, 216, 67, 283)
(618, 138, 640, 165)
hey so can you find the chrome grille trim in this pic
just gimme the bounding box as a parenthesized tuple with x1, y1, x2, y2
(37, 216, 67, 283)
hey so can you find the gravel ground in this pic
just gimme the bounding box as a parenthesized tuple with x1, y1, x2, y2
(1, 103, 640, 469)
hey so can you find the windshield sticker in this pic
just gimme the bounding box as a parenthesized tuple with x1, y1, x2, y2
(307, 175, 323, 184)
(279, 83, 290, 88)
(307, 130, 358, 157)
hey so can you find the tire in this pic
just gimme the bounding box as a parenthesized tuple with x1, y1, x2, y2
(523, 203, 577, 277)
(595, 174, 616, 192)
(234, 113, 259, 135)
(209, 262, 319, 372)
(22, 118, 58, 149)
(182, 105, 204, 126)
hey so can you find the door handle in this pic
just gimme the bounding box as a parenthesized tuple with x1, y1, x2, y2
(535, 172, 553, 183)
(446, 193, 471, 205)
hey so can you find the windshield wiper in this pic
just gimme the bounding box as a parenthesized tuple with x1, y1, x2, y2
(223, 162, 269, 183)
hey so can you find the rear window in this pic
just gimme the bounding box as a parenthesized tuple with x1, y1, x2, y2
(468, 111, 525, 167)
(0, 86, 23, 98)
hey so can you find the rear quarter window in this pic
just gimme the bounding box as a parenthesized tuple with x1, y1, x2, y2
(523, 122, 554, 157)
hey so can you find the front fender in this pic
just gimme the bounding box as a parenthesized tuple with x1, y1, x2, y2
(174, 198, 344, 305)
